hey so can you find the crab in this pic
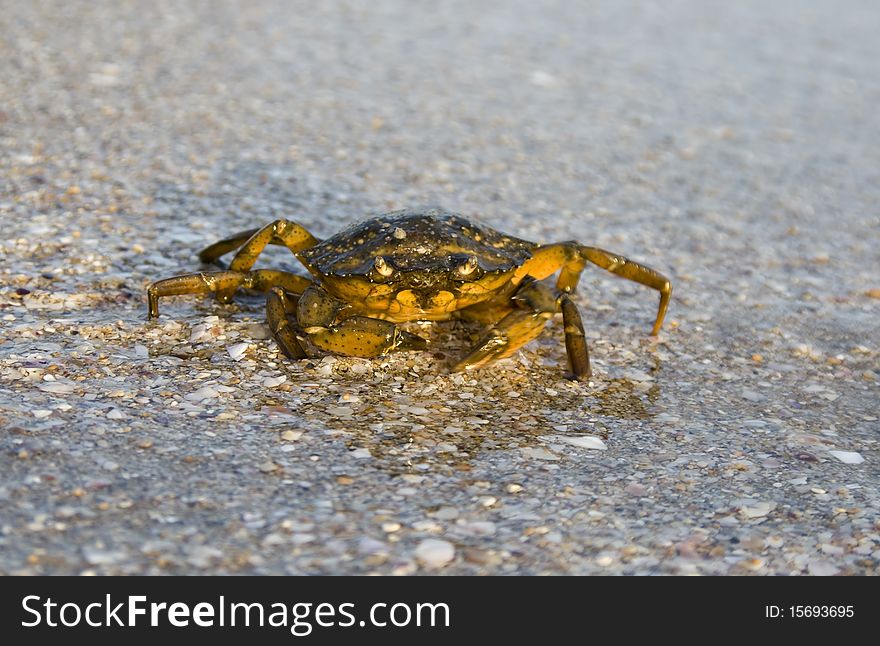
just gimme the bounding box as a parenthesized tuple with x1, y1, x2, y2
(146, 207, 671, 380)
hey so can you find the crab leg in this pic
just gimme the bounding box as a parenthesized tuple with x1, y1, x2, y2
(453, 278, 591, 380)
(147, 270, 312, 319)
(266, 287, 308, 360)
(576, 246, 671, 336)
(296, 285, 427, 357)
(225, 220, 319, 271)
(194, 219, 320, 302)
(559, 294, 590, 379)
(197, 219, 321, 265)
(197, 228, 261, 265)
(517, 243, 672, 336)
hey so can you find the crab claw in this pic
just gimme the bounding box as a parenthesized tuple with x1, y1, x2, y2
(392, 328, 428, 352)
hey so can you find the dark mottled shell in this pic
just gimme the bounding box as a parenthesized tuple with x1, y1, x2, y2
(299, 207, 536, 276)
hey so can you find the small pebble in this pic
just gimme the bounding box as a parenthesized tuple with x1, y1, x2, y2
(414, 539, 455, 569)
(461, 521, 495, 536)
(549, 435, 607, 451)
(358, 537, 389, 556)
(829, 450, 864, 465)
(435, 442, 457, 452)
(187, 546, 223, 568)
(83, 548, 125, 566)
(740, 501, 776, 519)
(38, 382, 75, 394)
(740, 558, 765, 571)
(624, 369, 654, 383)
(520, 447, 559, 461)
(185, 385, 218, 401)
(189, 324, 215, 344)
(246, 323, 271, 340)
(807, 560, 840, 576)
(434, 507, 459, 520)
(625, 483, 648, 496)
(227, 343, 249, 361)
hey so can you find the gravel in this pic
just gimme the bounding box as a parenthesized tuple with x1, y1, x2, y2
(415, 539, 456, 569)
(1, 0, 878, 575)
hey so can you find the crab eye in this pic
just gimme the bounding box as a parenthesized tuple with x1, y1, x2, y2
(373, 255, 394, 277)
(455, 255, 479, 278)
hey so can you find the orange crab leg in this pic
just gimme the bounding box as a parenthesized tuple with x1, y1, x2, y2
(560, 294, 590, 379)
(267, 287, 308, 360)
(515, 242, 672, 336)
(453, 278, 591, 380)
(576, 246, 671, 336)
(197, 227, 261, 264)
(197, 220, 321, 266)
(193, 219, 320, 302)
(147, 270, 312, 318)
(226, 220, 319, 272)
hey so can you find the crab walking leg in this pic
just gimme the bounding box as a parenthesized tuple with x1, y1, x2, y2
(197, 228, 261, 264)
(576, 246, 672, 336)
(226, 220, 319, 272)
(559, 294, 591, 380)
(296, 285, 427, 357)
(202, 219, 319, 301)
(266, 287, 308, 360)
(524, 243, 672, 336)
(198, 220, 320, 266)
(147, 270, 313, 318)
(243, 270, 312, 294)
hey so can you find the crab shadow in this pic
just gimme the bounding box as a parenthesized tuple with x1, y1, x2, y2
(340, 375, 660, 477)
